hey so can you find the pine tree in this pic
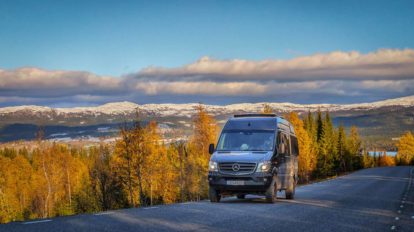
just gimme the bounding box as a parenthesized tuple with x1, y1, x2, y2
(348, 126, 362, 170)
(315, 112, 335, 177)
(316, 110, 323, 143)
(324, 112, 337, 174)
(304, 111, 316, 142)
(336, 125, 347, 172)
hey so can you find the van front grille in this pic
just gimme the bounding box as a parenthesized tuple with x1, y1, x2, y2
(218, 162, 257, 175)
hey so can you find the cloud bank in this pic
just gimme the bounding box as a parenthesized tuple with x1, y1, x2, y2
(1, 48, 414, 106)
(136, 48, 414, 82)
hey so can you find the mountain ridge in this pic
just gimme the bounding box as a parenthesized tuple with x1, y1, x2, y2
(1, 95, 414, 117)
(0, 95, 413, 144)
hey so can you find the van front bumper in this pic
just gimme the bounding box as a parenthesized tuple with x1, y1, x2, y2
(208, 171, 273, 192)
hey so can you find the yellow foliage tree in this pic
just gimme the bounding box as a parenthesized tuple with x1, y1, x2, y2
(378, 152, 396, 167)
(396, 131, 414, 165)
(0, 156, 13, 223)
(285, 112, 317, 183)
(8, 155, 33, 220)
(187, 104, 218, 200)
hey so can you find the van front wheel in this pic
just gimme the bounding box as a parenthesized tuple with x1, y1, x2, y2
(265, 176, 278, 203)
(209, 187, 221, 203)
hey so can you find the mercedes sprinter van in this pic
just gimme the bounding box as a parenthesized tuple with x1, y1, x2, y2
(208, 114, 299, 203)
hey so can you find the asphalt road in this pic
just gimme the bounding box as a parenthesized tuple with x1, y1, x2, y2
(2, 166, 414, 232)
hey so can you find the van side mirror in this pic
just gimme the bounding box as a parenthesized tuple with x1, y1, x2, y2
(208, 143, 215, 155)
(278, 143, 286, 155)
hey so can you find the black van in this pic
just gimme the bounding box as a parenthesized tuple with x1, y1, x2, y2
(208, 114, 299, 203)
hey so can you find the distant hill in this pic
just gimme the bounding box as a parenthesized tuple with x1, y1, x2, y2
(1, 96, 414, 143)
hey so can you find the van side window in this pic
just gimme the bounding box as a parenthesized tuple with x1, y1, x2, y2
(290, 135, 299, 156)
(278, 132, 291, 156)
(285, 134, 291, 156)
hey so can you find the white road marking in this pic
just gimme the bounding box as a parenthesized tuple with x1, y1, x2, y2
(143, 207, 159, 210)
(395, 217, 399, 220)
(22, 219, 52, 225)
(397, 210, 402, 214)
(94, 212, 114, 216)
(391, 225, 396, 230)
(412, 215, 414, 219)
(400, 205, 404, 208)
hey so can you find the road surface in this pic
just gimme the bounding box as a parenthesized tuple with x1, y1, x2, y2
(2, 166, 414, 232)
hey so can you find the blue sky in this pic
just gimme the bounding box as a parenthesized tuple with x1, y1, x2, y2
(1, 0, 413, 76)
(0, 0, 414, 106)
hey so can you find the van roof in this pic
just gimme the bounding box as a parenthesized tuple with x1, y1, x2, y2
(223, 115, 295, 134)
(234, 114, 277, 118)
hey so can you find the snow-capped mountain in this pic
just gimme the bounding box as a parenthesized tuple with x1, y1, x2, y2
(1, 95, 414, 143)
(1, 95, 414, 118)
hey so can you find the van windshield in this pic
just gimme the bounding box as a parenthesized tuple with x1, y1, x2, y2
(216, 130, 275, 152)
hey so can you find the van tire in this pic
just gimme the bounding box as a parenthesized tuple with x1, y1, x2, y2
(237, 194, 246, 199)
(285, 179, 295, 199)
(209, 187, 221, 203)
(265, 176, 278, 203)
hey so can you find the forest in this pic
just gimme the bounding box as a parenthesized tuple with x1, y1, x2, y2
(1, 105, 414, 223)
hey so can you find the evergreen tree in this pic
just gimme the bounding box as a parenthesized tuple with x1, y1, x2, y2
(316, 110, 323, 143)
(348, 126, 362, 170)
(336, 125, 347, 172)
(304, 110, 317, 143)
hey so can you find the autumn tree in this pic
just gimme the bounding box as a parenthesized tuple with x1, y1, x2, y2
(187, 104, 218, 200)
(139, 121, 168, 206)
(114, 122, 138, 207)
(0, 155, 13, 223)
(9, 155, 33, 220)
(348, 126, 362, 170)
(378, 152, 396, 167)
(167, 141, 188, 202)
(362, 151, 375, 168)
(89, 145, 127, 211)
(285, 112, 316, 183)
(396, 131, 414, 165)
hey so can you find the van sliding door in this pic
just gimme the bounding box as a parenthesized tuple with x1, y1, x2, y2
(277, 132, 293, 189)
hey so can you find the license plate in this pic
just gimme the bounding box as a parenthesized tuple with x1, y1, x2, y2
(226, 180, 245, 185)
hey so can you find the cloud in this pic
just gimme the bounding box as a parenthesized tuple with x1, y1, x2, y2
(134, 49, 414, 82)
(0, 67, 122, 98)
(134, 81, 268, 95)
(1, 48, 414, 106)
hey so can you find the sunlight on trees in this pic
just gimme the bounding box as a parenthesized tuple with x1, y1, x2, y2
(396, 131, 414, 165)
(0, 106, 404, 223)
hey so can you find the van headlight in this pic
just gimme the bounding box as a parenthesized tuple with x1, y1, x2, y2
(256, 161, 271, 172)
(209, 161, 218, 172)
